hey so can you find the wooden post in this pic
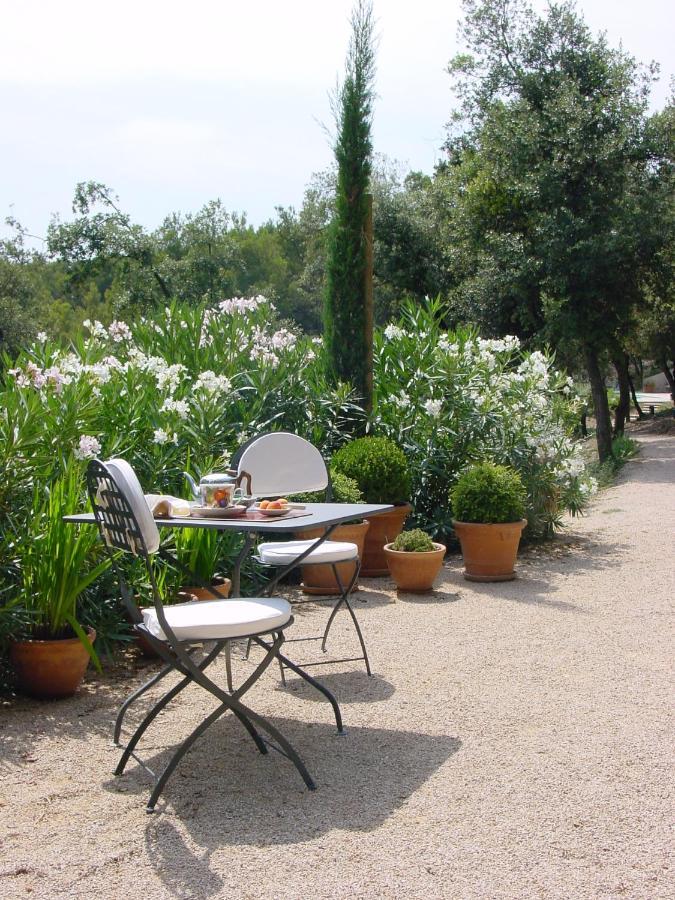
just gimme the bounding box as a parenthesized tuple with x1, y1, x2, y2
(364, 193, 374, 414)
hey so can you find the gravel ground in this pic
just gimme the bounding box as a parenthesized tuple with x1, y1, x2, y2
(1, 433, 673, 900)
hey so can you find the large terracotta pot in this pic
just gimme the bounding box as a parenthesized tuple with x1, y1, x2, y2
(453, 519, 527, 582)
(183, 577, 232, 600)
(361, 504, 412, 576)
(10, 627, 97, 699)
(384, 542, 446, 592)
(296, 520, 370, 595)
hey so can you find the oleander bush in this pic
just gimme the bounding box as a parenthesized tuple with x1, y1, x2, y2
(0, 294, 595, 677)
(370, 299, 595, 538)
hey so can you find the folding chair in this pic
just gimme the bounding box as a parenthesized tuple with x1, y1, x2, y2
(236, 432, 372, 676)
(86, 458, 344, 812)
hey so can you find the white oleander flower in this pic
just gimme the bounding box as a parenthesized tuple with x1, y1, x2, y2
(153, 428, 178, 445)
(384, 324, 405, 340)
(424, 398, 443, 418)
(160, 398, 190, 419)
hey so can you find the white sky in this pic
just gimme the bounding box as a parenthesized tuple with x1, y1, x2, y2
(1, 0, 672, 241)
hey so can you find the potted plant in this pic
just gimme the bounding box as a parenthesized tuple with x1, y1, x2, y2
(173, 527, 231, 600)
(331, 436, 412, 576)
(384, 529, 446, 592)
(292, 472, 369, 594)
(451, 462, 528, 582)
(9, 468, 109, 698)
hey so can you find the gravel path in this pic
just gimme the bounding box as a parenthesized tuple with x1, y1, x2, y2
(1, 433, 673, 900)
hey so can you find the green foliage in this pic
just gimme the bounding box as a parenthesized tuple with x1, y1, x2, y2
(14, 465, 110, 664)
(451, 462, 527, 524)
(171, 527, 241, 586)
(324, 0, 376, 403)
(589, 435, 640, 488)
(390, 529, 436, 552)
(331, 436, 411, 504)
(291, 470, 364, 505)
(442, 0, 668, 461)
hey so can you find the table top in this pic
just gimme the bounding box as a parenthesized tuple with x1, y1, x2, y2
(64, 502, 394, 533)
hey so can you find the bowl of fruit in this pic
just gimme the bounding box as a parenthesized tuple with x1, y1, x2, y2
(255, 498, 291, 516)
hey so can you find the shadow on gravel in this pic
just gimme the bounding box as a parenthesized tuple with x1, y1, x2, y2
(130, 716, 460, 897)
(277, 669, 395, 703)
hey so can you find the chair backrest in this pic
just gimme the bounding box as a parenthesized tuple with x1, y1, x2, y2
(237, 432, 329, 496)
(86, 458, 160, 556)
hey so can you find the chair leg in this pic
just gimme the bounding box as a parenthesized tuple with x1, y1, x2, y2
(145, 634, 317, 811)
(321, 562, 371, 675)
(116, 643, 267, 777)
(113, 662, 174, 745)
(342, 596, 372, 677)
(259, 640, 345, 735)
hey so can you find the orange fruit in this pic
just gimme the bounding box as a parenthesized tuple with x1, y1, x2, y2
(259, 500, 270, 509)
(277, 498, 289, 506)
(268, 500, 282, 509)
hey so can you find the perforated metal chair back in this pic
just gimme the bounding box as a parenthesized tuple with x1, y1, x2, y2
(237, 432, 329, 496)
(86, 458, 160, 557)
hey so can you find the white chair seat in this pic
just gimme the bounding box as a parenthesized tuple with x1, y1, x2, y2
(257, 539, 358, 566)
(141, 597, 291, 642)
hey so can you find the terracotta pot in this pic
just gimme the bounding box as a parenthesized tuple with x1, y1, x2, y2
(183, 577, 232, 600)
(296, 520, 370, 595)
(361, 504, 412, 576)
(453, 519, 527, 582)
(384, 542, 446, 592)
(10, 627, 97, 699)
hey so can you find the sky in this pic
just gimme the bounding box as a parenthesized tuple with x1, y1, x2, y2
(1, 0, 673, 243)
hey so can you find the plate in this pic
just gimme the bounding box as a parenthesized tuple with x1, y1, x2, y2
(253, 506, 291, 517)
(191, 505, 247, 518)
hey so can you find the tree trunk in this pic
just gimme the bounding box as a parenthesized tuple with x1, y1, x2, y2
(584, 345, 613, 463)
(612, 353, 631, 436)
(659, 354, 675, 403)
(628, 371, 644, 419)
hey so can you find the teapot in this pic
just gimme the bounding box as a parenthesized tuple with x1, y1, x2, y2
(184, 470, 254, 508)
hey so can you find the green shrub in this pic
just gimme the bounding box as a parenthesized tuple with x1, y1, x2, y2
(291, 470, 363, 504)
(390, 529, 436, 552)
(331, 436, 411, 504)
(451, 462, 526, 524)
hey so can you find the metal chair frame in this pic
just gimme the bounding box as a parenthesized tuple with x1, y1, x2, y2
(235, 432, 372, 676)
(86, 459, 344, 813)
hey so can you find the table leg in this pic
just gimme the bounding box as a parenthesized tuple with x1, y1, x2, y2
(231, 532, 256, 597)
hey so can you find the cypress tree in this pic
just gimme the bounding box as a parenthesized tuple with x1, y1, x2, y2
(324, 0, 376, 408)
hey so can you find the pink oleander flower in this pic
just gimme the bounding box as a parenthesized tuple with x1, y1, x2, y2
(74, 435, 101, 460)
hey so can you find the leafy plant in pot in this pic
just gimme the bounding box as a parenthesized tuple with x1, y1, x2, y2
(384, 529, 446, 593)
(172, 526, 232, 600)
(292, 472, 369, 594)
(451, 462, 528, 582)
(331, 436, 412, 576)
(9, 467, 110, 698)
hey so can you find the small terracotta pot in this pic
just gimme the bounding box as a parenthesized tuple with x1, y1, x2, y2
(296, 520, 370, 595)
(453, 519, 527, 582)
(384, 542, 446, 592)
(10, 627, 97, 699)
(361, 503, 412, 576)
(183, 577, 232, 601)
